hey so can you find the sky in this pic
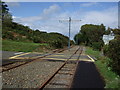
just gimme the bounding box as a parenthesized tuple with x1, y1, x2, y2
(5, 2, 118, 40)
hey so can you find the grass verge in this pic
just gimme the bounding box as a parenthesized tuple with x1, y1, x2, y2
(85, 47, 119, 88)
(2, 39, 49, 52)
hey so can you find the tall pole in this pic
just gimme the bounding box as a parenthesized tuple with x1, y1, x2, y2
(68, 17, 71, 49)
(59, 18, 81, 50)
(118, 1, 120, 29)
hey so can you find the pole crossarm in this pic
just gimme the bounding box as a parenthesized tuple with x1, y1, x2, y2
(59, 19, 81, 22)
(59, 17, 81, 50)
(71, 20, 82, 22)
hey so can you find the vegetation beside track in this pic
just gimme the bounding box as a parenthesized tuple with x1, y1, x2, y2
(85, 47, 119, 88)
(2, 39, 51, 52)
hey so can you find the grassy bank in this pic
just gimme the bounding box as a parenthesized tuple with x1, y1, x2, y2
(85, 47, 119, 88)
(2, 40, 49, 52)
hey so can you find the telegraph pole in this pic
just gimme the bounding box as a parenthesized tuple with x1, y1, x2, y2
(59, 17, 81, 50)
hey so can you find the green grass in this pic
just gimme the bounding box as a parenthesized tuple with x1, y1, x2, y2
(2, 39, 48, 52)
(85, 47, 100, 59)
(85, 47, 119, 88)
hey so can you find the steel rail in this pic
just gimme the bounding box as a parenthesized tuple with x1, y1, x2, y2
(39, 46, 81, 89)
(68, 46, 83, 88)
(2, 46, 74, 72)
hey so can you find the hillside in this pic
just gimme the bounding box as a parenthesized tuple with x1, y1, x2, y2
(1, 1, 72, 50)
(2, 21, 70, 48)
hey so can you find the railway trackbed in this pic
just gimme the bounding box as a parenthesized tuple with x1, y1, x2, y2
(1, 47, 70, 72)
(2, 46, 105, 89)
(39, 46, 83, 89)
(2, 46, 83, 88)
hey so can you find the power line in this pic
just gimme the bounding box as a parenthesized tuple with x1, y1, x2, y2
(59, 17, 81, 50)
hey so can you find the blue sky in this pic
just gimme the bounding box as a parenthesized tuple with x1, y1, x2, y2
(8, 2, 117, 17)
(6, 2, 118, 39)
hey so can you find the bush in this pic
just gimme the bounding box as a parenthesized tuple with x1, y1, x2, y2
(103, 45, 109, 56)
(92, 42, 103, 51)
(49, 40, 63, 48)
(2, 31, 14, 40)
(103, 39, 120, 75)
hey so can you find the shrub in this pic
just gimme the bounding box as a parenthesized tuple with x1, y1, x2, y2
(92, 42, 103, 51)
(2, 31, 14, 40)
(103, 39, 120, 75)
(103, 44, 109, 56)
(49, 40, 63, 48)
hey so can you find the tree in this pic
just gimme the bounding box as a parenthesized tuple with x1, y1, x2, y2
(81, 24, 105, 46)
(74, 24, 105, 50)
(74, 33, 85, 45)
(1, 1, 12, 25)
(112, 28, 120, 35)
(104, 27, 111, 35)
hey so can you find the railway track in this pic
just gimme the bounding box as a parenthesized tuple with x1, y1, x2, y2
(39, 46, 83, 89)
(2, 46, 73, 72)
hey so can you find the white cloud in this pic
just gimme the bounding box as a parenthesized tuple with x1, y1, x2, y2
(2, 0, 20, 2)
(81, 7, 118, 28)
(80, 2, 98, 7)
(6, 2, 20, 7)
(13, 4, 118, 40)
(13, 4, 60, 24)
(43, 4, 60, 15)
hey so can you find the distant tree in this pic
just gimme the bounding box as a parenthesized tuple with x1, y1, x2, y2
(112, 28, 120, 35)
(104, 27, 111, 35)
(80, 24, 105, 46)
(74, 33, 85, 45)
(74, 24, 105, 50)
